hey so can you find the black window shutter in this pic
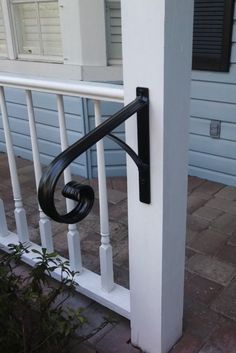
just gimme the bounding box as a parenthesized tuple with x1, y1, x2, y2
(192, 0, 235, 72)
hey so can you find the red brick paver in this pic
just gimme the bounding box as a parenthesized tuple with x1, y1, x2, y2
(185, 275, 223, 306)
(170, 334, 203, 353)
(2, 152, 236, 353)
(187, 229, 228, 256)
(211, 278, 236, 321)
(199, 321, 236, 353)
(187, 254, 236, 286)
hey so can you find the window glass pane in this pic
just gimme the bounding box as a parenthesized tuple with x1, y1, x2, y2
(39, 2, 62, 56)
(13, 1, 62, 58)
(0, 2, 7, 56)
(13, 2, 40, 55)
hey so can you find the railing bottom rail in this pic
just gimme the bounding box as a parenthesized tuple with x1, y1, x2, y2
(0, 232, 130, 318)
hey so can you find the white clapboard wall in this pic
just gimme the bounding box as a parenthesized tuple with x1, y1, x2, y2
(106, 0, 122, 65)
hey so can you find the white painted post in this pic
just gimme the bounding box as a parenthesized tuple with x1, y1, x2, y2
(59, 0, 107, 66)
(56, 94, 82, 272)
(121, 1, 194, 352)
(26, 90, 54, 252)
(94, 100, 114, 292)
(0, 86, 29, 243)
(0, 199, 8, 237)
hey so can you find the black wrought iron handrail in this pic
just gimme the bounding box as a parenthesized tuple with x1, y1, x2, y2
(38, 87, 150, 224)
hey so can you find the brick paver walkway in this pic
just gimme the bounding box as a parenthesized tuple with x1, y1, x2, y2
(1, 151, 236, 352)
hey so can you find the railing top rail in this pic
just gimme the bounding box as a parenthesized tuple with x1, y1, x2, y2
(0, 73, 124, 103)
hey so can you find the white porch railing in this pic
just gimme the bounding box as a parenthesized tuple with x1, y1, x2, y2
(0, 73, 130, 318)
(0, 0, 194, 350)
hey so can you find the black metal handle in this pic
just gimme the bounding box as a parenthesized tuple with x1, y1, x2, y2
(38, 87, 150, 224)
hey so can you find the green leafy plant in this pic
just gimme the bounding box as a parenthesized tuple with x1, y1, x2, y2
(0, 243, 87, 353)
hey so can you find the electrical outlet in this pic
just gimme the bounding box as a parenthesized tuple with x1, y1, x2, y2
(210, 120, 221, 139)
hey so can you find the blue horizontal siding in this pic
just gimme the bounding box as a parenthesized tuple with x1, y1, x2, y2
(0, 88, 127, 179)
(189, 151, 236, 176)
(90, 135, 126, 151)
(91, 149, 126, 165)
(0, 88, 88, 178)
(191, 81, 236, 104)
(87, 99, 123, 116)
(86, 98, 125, 178)
(190, 118, 236, 141)
(189, 166, 236, 187)
(189, 0, 236, 186)
(92, 165, 126, 178)
(191, 99, 236, 123)
(5, 102, 84, 131)
(89, 116, 125, 133)
(0, 142, 86, 176)
(4, 88, 83, 115)
(2, 5, 236, 185)
(190, 134, 236, 160)
(0, 130, 86, 164)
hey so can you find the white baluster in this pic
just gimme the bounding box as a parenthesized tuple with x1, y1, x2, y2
(94, 100, 114, 292)
(26, 90, 54, 252)
(56, 94, 82, 272)
(0, 199, 9, 237)
(0, 86, 29, 243)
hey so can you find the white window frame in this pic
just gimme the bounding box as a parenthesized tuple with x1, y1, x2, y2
(0, 1, 9, 58)
(0, 0, 123, 81)
(2, 0, 16, 59)
(3, 0, 63, 62)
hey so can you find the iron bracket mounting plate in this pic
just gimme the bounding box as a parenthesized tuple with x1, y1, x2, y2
(137, 87, 150, 204)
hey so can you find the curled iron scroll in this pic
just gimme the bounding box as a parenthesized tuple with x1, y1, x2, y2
(38, 89, 149, 224)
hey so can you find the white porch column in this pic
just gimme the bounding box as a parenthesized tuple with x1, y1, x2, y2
(121, 1, 193, 353)
(59, 0, 107, 66)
